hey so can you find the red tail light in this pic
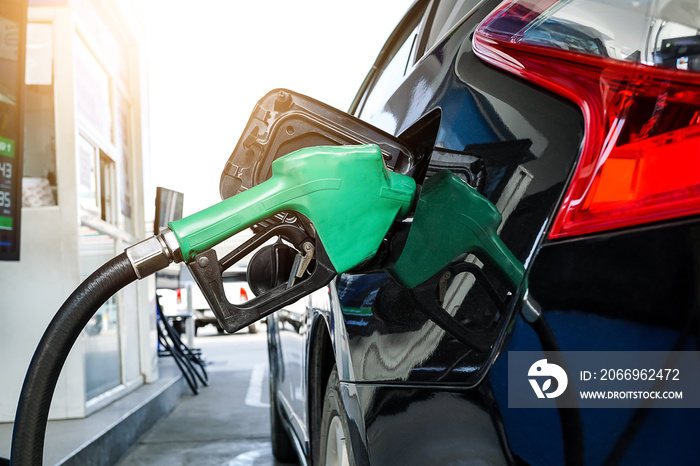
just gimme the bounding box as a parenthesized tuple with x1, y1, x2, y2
(176, 288, 182, 305)
(474, 0, 700, 238)
(240, 287, 249, 302)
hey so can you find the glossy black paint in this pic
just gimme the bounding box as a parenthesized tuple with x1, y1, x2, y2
(353, 384, 507, 465)
(267, 1, 700, 465)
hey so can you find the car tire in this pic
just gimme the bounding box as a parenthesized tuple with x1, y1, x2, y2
(318, 366, 355, 466)
(269, 372, 297, 462)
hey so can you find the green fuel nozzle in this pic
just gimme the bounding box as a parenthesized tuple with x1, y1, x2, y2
(125, 144, 415, 333)
(170, 144, 415, 271)
(391, 169, 524, 289)
(371, 170, 525, 353)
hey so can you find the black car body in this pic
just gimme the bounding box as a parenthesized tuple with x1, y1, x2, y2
(267, 1, 700, 464)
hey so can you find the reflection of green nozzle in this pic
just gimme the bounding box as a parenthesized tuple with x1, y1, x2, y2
(169, 145, 415, 273)
(392, 170, 524, 289)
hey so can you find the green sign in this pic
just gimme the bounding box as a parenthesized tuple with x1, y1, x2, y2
(0, 216, 12, 230)
(0, 136, 15, 158)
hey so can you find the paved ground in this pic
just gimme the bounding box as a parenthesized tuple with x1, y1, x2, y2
(117, 325, 300, 466)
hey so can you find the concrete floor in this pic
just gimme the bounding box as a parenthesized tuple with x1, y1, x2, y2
(117, 326, 299, 466)
(0, 362, 184, 466)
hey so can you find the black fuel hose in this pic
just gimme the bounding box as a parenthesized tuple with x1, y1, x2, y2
(11, 253, 137, 466)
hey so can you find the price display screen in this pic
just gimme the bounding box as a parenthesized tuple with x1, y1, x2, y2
(0, 136, 17, 255)
(0, 2, 26, 260)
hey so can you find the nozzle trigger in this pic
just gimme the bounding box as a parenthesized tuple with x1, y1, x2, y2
(287, 242, 315, 289)
(187, 225, 336, 334)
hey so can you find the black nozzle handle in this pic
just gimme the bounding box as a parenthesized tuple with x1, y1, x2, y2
(187, 231, 336, 333)
(411, 262, 508, 353)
